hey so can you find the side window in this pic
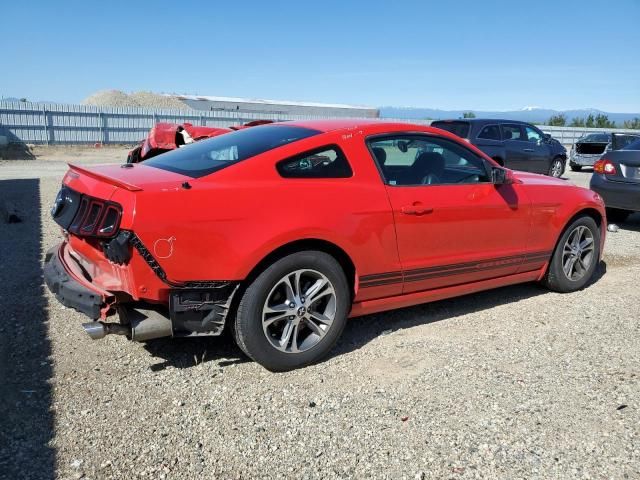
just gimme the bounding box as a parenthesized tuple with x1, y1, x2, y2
(477, 125, 501, 141)
(276, 145, 352, 178)
(368, 135, 490, 186)
(524, 126, 542, 143)
(502, 124, 523, 141)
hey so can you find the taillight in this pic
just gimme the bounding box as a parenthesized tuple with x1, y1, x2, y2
(594, 158, 617, 175)
(68, 196, 122, 238)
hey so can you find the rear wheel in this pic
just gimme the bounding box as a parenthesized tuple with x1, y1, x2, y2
(570, 164, 582, 172)
(543, 215, 600, 293)
(233, 251, 349, 371)
(548, 157, 564, 177)
(606, 208, 631, 224)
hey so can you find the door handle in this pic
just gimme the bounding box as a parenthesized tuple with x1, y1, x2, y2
(401, 203, 433, 215)
(523, 148, 535, 152)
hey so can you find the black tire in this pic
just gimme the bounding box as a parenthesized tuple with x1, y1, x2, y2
(570, 164, 582, 172)
(606, 208, 631, 224)
(233, 251, 350, 371)
(548, 157, 564, 177)
(543, 215, 600, 293)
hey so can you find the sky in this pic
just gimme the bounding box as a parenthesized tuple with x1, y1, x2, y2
(2, 0, 639, 112)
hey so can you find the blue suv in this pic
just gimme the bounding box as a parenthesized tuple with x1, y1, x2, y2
(431, 119, 567, 177)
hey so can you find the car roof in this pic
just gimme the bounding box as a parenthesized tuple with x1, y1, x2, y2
(432, 118, 534, 125)
(281, 118, 434, 133)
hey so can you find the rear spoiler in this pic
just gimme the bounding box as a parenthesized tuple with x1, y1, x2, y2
(67, 163, 143, 191)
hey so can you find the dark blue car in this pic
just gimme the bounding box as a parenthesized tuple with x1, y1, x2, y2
(431, 119, 567, 177)
(590, 138, 640, 223)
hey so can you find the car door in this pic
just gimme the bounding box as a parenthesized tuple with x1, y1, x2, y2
(473, 123, 503, 162)
(367, 133, 531, 295)
(501, 124, 528, 171)
(522, 125, 552, 174)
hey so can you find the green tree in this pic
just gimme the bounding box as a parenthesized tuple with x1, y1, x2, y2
(462, 111, 476, 118)
(570, 117, 586, 127)
(585, 114, 595, 128)
(594, 114, 615, 128)
(547, 114, 566, 126)
(623, 117, 640, 129)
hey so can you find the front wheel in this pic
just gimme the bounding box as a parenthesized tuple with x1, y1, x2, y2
(233, 251, 350, 371)
(548, 158, 564, 177)
(543, 215, 600, 293)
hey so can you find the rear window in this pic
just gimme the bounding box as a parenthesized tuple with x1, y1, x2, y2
(580, 134, 610, 143)
(144, 125, 321, 178)
(613, 135, 640, 150)
(430, 121, 471, 139)
(623, 139, 640, 150)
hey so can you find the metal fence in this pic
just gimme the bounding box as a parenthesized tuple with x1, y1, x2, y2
(1, 100, 638, 146)
(0, 101, 354, 145)
(537, 125, 640, 146)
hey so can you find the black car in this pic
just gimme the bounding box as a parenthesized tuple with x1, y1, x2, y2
(431, 119, 567, 177)
(590, 138, 640, 223)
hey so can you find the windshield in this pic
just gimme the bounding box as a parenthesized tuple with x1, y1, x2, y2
(145, 124, 321, 178)
(580, 134, 610, 143)
(623, 139, 640, 150)
(430, 121, 471, 139)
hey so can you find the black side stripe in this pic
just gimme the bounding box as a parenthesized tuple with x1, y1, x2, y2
(360, 271, 403, 282)
(360, 251, 552, 288)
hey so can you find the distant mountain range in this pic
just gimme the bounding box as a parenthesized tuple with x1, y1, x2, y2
(3, 96, 638, 125)
(379, 107, 640, 124)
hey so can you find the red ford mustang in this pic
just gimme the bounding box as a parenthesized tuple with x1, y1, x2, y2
(45, 120, 606, 371)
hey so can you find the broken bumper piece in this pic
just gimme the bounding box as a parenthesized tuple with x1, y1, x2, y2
(44, 244, 108, 320)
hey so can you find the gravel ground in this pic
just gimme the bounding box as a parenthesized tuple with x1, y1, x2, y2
(1, 148, 639, 480)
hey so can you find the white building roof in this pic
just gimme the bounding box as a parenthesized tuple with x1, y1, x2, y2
(165, 94, 375, 111)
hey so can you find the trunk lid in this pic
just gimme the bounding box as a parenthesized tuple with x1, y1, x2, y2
(66, 162, 193, 192)
(55, 162, 193, 235)
(602, 151, 640, 185)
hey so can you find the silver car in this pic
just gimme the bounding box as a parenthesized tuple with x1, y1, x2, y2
(570, 133, 640, 171)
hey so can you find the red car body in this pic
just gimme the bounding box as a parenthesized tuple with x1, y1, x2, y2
(45, 119, 606, 369)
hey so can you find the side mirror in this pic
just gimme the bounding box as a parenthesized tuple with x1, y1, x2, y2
(543, 133, 552, 142)
(491, 167, 514, 185)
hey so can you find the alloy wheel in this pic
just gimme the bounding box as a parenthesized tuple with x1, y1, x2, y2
(262, 269, 337, 353)
(561, 225, 595, 281)
(550, 159, 563, 177)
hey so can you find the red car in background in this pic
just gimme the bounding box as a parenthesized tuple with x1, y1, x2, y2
(45, 120, 605, 371)
(126, 120, 274, 163)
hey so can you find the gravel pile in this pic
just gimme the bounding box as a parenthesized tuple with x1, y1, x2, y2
(1, 151, 639, 479)
(82, 90, 191, 110)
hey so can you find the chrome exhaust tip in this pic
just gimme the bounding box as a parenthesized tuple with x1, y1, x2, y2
(81, 321, 130, 340)
(82, 322, 106, 340)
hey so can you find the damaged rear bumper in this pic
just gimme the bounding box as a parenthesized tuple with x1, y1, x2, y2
(44, 243, 112, 320)
(570, 152, 603, 167)
(44, 241, 241, 340)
